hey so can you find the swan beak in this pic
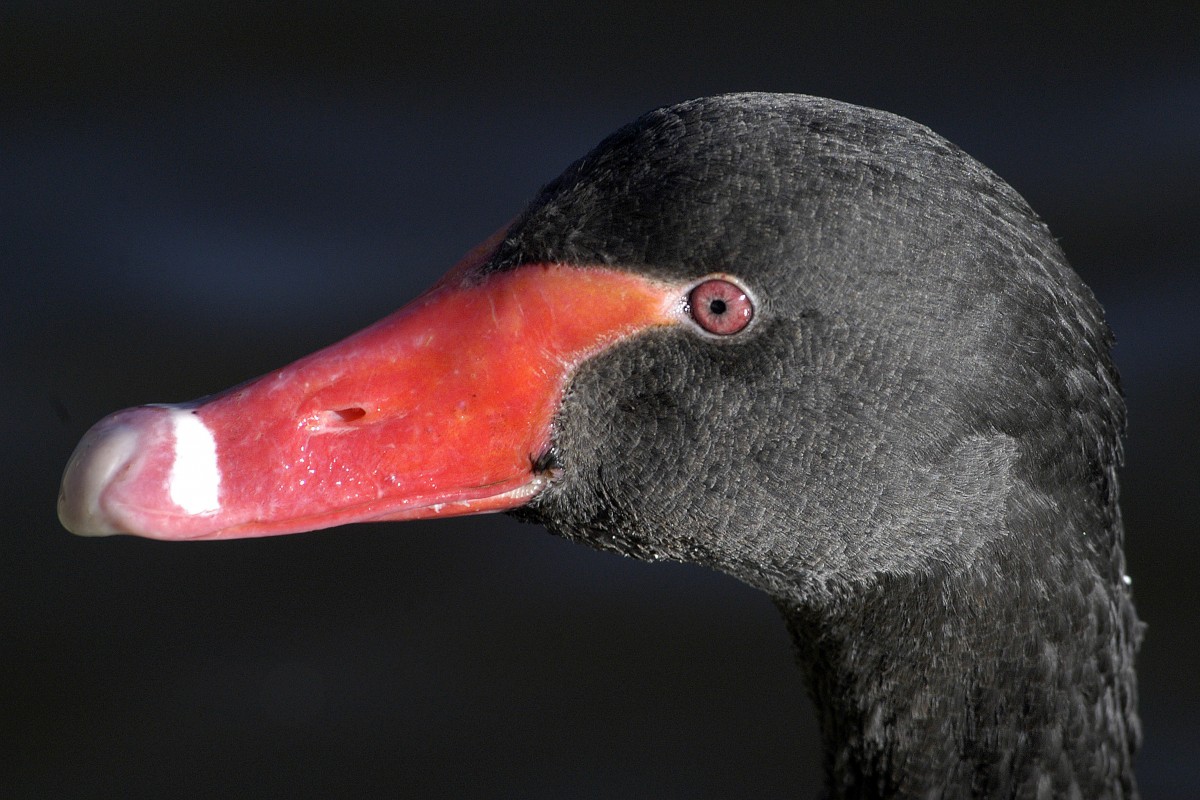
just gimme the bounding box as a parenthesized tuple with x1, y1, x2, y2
(58, 247, 682, 540)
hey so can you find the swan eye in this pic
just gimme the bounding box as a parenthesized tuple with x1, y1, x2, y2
(687, 278, 754, 335)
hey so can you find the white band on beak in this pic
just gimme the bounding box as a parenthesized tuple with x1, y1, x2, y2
(167, 409, 222, 514)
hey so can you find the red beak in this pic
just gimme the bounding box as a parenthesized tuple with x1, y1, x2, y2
(58, 239, 685, 540)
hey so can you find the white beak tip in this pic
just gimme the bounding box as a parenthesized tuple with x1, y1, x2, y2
(58, 414, 142, 536)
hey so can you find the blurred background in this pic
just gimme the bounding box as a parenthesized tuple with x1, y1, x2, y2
(4, 3, 1197, 797)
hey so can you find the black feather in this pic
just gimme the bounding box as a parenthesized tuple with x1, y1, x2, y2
(504, 94, 1140, 798)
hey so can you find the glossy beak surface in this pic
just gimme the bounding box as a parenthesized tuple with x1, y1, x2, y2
(59, 246, 685, 540)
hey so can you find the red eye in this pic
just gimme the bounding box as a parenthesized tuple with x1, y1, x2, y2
(688, 278, 754, 335)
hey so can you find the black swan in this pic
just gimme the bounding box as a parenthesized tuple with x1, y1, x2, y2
(58, 93, 1141, 798)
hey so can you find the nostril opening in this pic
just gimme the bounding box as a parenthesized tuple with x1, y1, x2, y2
(334, 407, 367, 423)
(308, 407, 371, 432)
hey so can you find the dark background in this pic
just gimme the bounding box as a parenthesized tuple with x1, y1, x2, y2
(4, 3, 1197, 797)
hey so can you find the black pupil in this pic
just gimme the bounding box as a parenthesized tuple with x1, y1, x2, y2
(709, 299, 727, 315)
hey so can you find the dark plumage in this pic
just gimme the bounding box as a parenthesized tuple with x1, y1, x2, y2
(501, 94, 1141, 797)
(58, 93, 1141, 798)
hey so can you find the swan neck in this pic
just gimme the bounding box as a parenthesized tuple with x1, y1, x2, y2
(776, 546, 1141, 799)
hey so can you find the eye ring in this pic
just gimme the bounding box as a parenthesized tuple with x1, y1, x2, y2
(686, 275, 756, 336)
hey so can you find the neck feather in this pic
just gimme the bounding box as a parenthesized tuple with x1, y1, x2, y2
(775, 527, 1141, 799)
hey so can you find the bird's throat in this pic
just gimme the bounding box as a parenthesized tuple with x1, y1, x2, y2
(776, 547, 1141, 799)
